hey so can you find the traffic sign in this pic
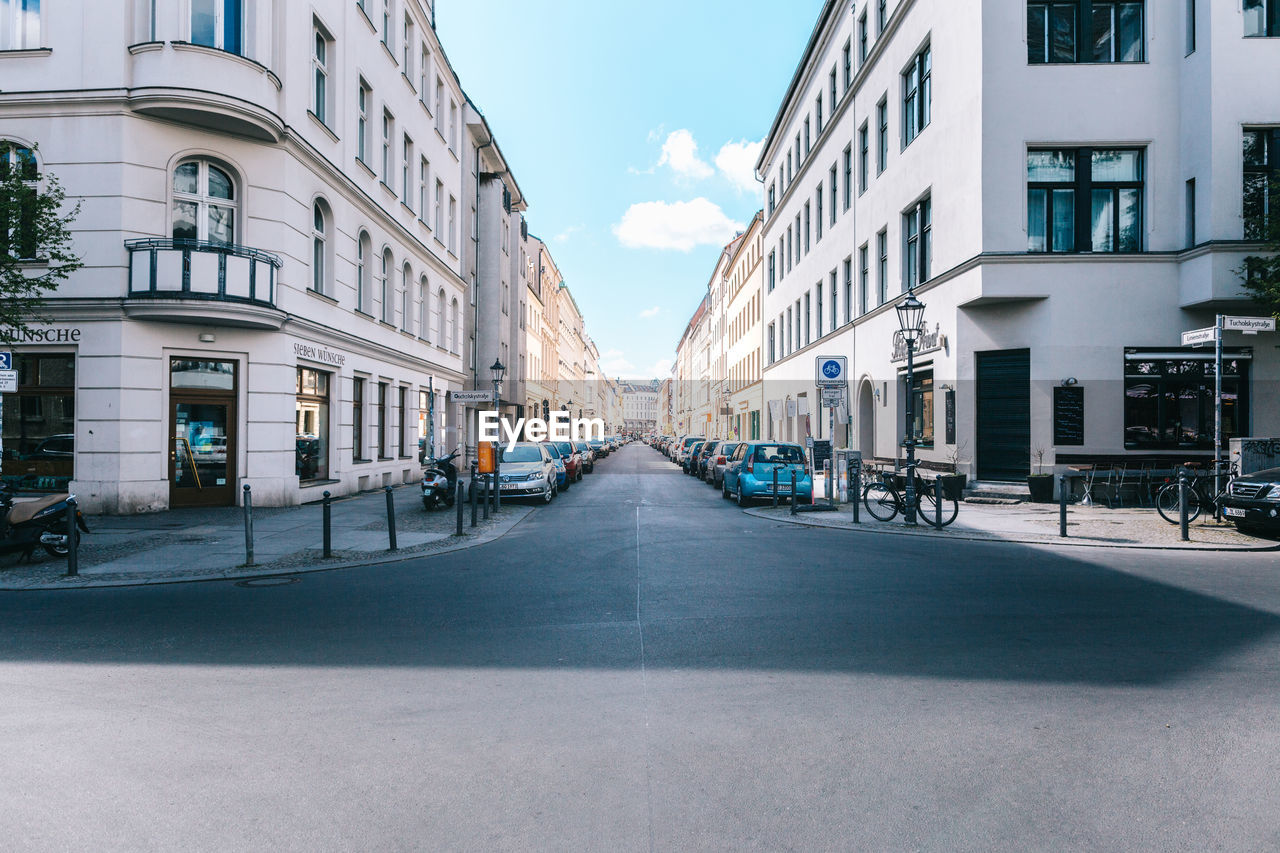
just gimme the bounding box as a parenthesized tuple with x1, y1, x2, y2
(1181, 327, 1215, 346)
(0, 352, 10, 370)
(820, 386, 845, 408)
(1223, 316, 1276, 334)
(0, 369, 15, 393)
(815, 355, 848, 386)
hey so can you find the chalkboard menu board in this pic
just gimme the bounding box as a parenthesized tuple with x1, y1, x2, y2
(811, 440, 833, 469)
(944, 389, 956, 445)
(1053, 386, 1084, 446)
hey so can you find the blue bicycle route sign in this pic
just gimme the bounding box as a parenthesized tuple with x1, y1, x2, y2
(815, 355, 847, 385)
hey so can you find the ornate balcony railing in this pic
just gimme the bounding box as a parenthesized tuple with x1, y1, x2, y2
(126, 238, 282, 306)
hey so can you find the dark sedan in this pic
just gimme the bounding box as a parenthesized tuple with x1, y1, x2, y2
(1218, 467, 1280, 536)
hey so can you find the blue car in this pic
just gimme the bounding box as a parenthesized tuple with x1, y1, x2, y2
(721, 442, 812, 507)
(544, 441, 569, 490)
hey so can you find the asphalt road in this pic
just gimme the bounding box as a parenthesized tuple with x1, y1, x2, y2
(2, 443, 1279, 851)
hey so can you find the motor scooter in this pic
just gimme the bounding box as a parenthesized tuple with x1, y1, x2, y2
(421, 451, 459, 510)
(0, 483, 90, 561)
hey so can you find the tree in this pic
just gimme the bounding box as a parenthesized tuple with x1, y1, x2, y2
(1240, 177, 1280, 319)
(0, 142, 83, 343)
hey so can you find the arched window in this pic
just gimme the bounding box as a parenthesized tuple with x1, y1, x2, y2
(401, 262, 411, 331)
(0, 142, 38, 260)
(450, 298, 460, 353)
(173, 159, 236, 244)
(418, 275, 429, 339)
(380, 248, 393, 323)
(356, 230, 371, 313)
(436, 287, 446, 344)
(311, 200, 332, 294)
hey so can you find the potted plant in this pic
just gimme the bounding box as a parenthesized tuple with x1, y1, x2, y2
(1027, 447, 1055, 503)
(940, 441, 968, 500)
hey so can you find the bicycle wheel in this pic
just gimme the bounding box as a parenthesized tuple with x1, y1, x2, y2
(863, 483, 900, 521)
(1156, 483, 1201, 524)
(918, 490, 960, 527)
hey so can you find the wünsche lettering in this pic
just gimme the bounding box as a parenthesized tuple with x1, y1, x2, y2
(479, 411, 605, 451)
(293, 342, 346, 366)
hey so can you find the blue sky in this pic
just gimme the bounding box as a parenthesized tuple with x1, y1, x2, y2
(436, 0, 823, 380)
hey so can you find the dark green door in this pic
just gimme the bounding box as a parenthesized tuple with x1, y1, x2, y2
(976, 349, 1030, 481)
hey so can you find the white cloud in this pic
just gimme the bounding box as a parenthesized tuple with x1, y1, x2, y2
(646, 357, 673, 378)
(657, 129, 714, 180)
(639, 306, 661, 318)
(553, 224, 583, 243)
(598, 349, 635, 376)
(612, 198, 745, 252)
(715, 138, 764, 194)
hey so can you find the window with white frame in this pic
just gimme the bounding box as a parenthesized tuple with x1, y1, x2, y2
(434, 180, 443, 234)
(402, 13, 413, 74)
(401, 135, 412, 207)
(380, 247, 393, 323)
(381, 0, 392, 53)
(418, 157, 429, 221)
(401, 262, 411, 331)
(1245, 0, 1279, 36)
(903, 196, 932, 290)
(191, 0, 243, 55)
(0, 0, 41, 50)
(312, 22, 332, 126)
(357, 230, 371, 313)
(357, 80, 371, 165)
(171, 159, 236, 244)
(418, 275, 429, 338)
(447, 195, 456, 254)
(434, 79, 444, 132)
(902, 45, 931, 148)
(877, 96, 888, 174)
(419, 47, 431, 105)
(311, 200, 331, 293)
(1, 142, 38, 259)
(449, 100, 458, 151)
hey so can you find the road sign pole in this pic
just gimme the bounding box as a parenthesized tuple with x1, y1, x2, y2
(1215, 313, 1223, 521)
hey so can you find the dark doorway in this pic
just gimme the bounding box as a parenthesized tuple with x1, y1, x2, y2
(976, 348, 1030, 481)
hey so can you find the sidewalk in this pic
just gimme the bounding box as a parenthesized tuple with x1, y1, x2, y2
(746, 498, 1280, 551)
(0, 483, 532, 590)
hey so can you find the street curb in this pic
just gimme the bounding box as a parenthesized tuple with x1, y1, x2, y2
(0, 506, 535, 592)
(742, 507, 1280, 552)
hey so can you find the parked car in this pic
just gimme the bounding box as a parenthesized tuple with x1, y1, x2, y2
(722, 442, 812, 506)
(545, 441, 570, 491)
(552, 441, 583, 482)
(588, 438, 608, 458)
(683, 440, 706, 474)
(695, 440, 721, 480)
(575, 441, 595, 473)
(1218, 467, 1280, 536)
(488, 442, 556, 503)
(674, 435, 700, 464)
(707, 442, 740, 486)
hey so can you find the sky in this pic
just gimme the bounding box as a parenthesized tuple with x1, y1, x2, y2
(435, 0, 824, 381)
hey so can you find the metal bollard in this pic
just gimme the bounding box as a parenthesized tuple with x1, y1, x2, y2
(790, 470, 798, 516)
(773, 468, 779, 509)
(482, 479, 490, 520)
(455, 482, 465, 535)
(322, 490, 332, 558)
(470, 478, 479, 528)
(851, 463, 860, 524)
(1179, 469, 1190, 542)
(65, 497, 79, 577)
(242, 484, 255, 566)
(494, 458, 501, 511)
(384, 486, 397, 551)
(935, 476, 944, 530)
(1058, 475, 1068, 538)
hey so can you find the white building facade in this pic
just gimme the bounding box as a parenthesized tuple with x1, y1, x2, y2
(0, 0, 482, 511)
(758, 0, 1280, 483)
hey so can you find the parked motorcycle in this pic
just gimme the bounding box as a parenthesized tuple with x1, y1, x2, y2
(0, 483, 90, 560)
(421, 451, 460, 510)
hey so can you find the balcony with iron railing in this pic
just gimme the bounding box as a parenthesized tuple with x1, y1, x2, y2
(124, 238, 285, 329)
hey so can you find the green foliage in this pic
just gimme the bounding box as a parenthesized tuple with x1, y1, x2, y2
(1240, 177, 1280, 319)
(0, 143, 83, 343)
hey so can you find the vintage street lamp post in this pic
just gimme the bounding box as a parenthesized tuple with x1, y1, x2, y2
(896, 291, 926, 526)
(490, 358, 505, 509)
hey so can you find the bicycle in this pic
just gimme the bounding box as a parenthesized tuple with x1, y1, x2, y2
(1154, 461, 1237, 524)
(862, 465, 959, 527)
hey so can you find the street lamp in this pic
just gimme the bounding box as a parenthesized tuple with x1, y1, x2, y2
(491, 358, 505, 509)
(895, 291, 925, 525)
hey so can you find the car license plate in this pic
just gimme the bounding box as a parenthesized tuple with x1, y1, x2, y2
(1223, 507, 1246, 518)
(501, 482, 523, 491)
(775, 486, 791, 493)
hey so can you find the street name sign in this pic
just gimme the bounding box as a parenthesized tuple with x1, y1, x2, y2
(1223, 316, 1277, 334)
(1181, 327, 1215, 346)
(815, 355, 848, 386)
(0, 369, 15, 393)
(449, 390, 494, 403)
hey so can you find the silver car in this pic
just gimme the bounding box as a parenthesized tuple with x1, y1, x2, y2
(495, 442, 557, 503)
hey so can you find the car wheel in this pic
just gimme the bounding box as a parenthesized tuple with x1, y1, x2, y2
(561, 475, 570, 492)
(722, 481, 731, 499)
(736, 485, 749, 507)
(543, 479, 554, 503)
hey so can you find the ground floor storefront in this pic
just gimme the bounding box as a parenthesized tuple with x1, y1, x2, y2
(1, 314, 463, 513)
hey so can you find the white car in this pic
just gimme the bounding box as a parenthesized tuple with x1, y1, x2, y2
(486, 442, 558, 503)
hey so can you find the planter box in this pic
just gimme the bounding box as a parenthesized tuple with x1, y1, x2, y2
(1027, 475, 1055, 503)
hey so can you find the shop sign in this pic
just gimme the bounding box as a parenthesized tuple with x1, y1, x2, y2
(293, 341, 346, 367)
(2, 327, 82, 343)
(890, 324, 947, 362)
